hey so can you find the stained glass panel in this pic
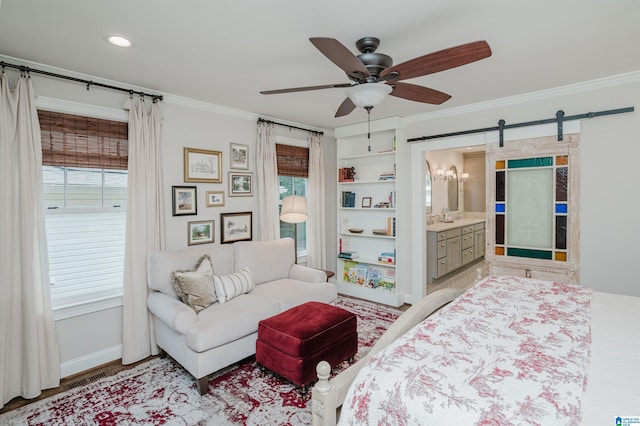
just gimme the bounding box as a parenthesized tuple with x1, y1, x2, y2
(496, 171, 505, 201)
(556, 215, 567, 250)
(496, 214, 505, 245)
(508, 157, 553, 169)
(506, 168, 553, 249)
(555, 252, 567, 261)
(556, 167, 568, 201)
(507, 248, 553, 259)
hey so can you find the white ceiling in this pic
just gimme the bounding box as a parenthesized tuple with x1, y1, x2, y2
(1, 0, 639, 130)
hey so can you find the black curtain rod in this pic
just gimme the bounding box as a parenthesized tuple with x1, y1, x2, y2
(258, 117, 324, 136)
(407, 106, 634, 146)
(1, 60, 163, 102)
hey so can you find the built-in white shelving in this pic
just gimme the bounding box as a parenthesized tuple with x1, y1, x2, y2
(335, 117, 405, 307)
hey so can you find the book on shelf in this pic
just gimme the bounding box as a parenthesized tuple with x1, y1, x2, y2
(378, 250, 396, 265)
(338, 167, 356, 182)
(338, 251, 359, 259)
(341, 191, 356, 208)
(366, 267, 382, 288)
(386, 217, 396, 236)
(354, 264, 368, 286)
(378, 268, 396, 290)
(343, 260, 358, 283)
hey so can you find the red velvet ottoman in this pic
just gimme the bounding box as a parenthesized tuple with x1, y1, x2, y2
(256, 301, 358, 387)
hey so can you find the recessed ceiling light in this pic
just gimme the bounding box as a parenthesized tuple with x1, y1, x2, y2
(104, 34, 134, 48)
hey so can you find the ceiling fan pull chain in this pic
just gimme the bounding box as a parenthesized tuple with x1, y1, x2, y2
(365, 106, 373, 151)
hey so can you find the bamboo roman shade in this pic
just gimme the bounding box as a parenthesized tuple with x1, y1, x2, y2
(38, 110, 129, 170)
(276, 144, 308, 177)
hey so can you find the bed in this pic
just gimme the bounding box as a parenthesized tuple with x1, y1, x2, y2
(311, 275, 640, 425)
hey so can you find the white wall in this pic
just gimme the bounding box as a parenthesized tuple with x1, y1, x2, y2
(401, 76, 640, 299)
(463, 152, 486, 213)
(5, 54, 639, 377)
(1, 56, 333, 377)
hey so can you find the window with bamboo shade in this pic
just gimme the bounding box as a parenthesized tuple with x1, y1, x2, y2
(38, 109, 129, 315)
(38, 110, 128, 170)
(276, 143, 308, 177)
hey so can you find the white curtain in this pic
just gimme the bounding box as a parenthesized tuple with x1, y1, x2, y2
(307, 133, 326, 269)
(1, 73, 61, 408)
(122, 99, 165, 364)
(256, 121, 280, 240)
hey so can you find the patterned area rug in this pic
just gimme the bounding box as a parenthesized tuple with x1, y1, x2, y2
(1, 296, 401, 426)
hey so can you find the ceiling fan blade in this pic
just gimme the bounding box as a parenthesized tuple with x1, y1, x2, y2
(261, 83, 351, 95)
(388, 82, 451, 105)
(310, 37, 370, 79)
(381, 40, 492, 81)
(335, 98, 356, 117)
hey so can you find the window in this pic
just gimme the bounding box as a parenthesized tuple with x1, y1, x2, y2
(276, 143, 309, 258)
(278, 175, 308, 255)
(39, 110, 128, 315)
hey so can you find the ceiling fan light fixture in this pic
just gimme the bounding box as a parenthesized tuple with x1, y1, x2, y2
(345, 83, 392, 108)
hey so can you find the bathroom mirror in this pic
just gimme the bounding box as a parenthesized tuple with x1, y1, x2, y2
(448, 165, 458, 211)
(425, 160, 432, 214)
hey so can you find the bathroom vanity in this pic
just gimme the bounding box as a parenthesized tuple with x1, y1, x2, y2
(427, 219, 485, 284)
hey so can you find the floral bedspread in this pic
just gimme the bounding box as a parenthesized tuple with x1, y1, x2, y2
(339, 275, 592, 425)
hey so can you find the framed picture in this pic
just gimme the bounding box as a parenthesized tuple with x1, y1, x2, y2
(230, 143, 249, 170)
(221, 212, 252, 244)
(172, 186, 197, 216)
(184, 147, 222, 183)
(188, 220, 214, 246)
(205, 190, 225, 207)
(229, 172, 253, 197)
(362, 196, 372, 208)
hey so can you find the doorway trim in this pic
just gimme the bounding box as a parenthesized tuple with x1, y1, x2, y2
(409, 121, 580, 302)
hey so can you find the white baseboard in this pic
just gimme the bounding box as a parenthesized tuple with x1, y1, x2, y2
(60, 345, 122, 378)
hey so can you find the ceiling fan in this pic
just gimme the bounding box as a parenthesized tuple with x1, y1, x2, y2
(261, 37, 492, 118)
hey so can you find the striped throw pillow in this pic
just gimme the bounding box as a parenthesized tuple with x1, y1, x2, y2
(213, 267, 255, 303)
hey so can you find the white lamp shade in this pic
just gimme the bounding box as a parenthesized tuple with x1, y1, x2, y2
(280, 195, 308, 224)
(345, 83, 392, 108)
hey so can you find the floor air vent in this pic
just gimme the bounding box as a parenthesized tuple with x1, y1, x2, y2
(64, 371, 109, 390)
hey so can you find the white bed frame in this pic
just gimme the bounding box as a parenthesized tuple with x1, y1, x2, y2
(311, 287, 464, 426)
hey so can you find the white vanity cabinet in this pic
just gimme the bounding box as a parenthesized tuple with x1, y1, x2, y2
(427, 220, 485, 284)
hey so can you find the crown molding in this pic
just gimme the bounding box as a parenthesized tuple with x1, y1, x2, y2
(405, 70, 640, 123)
(163, 94, 330, 135)
(2, 54, 330, 135)
(161, 93, 257, 121)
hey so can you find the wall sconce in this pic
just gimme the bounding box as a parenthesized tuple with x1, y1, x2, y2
(434, 169, 445, 181)
(446, 170, 456, 181)
(459, 172, 469, 183)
